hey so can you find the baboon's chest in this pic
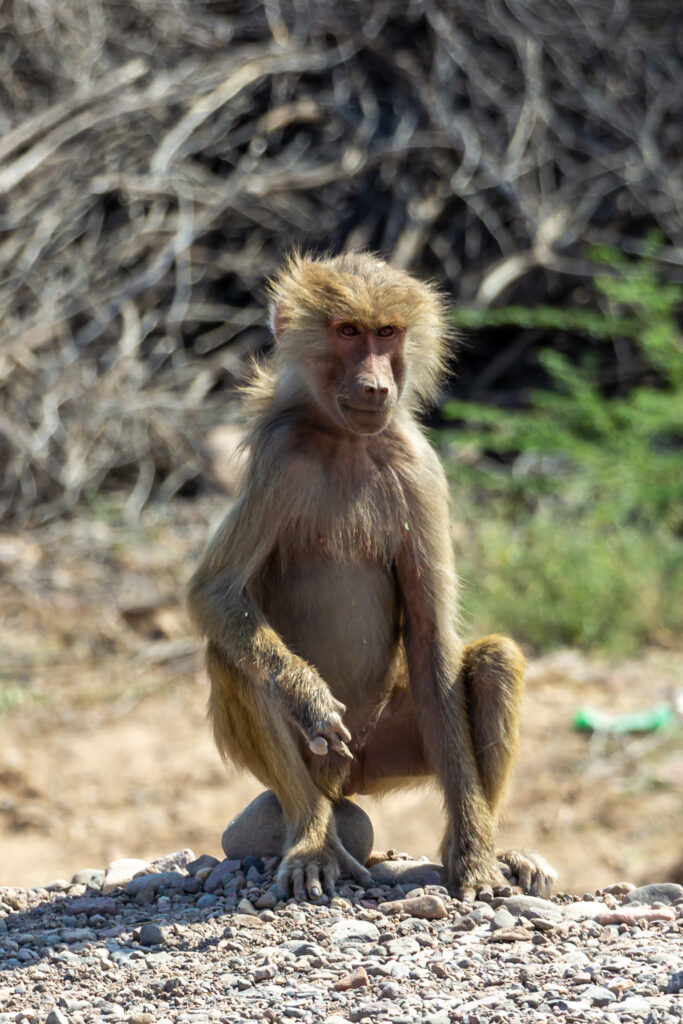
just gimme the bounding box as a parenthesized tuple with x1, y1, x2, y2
(259, 557, 401, 712)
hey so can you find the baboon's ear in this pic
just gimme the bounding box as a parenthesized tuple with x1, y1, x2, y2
(270, 302, 286, 341)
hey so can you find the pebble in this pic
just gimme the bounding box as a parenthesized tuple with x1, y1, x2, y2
(138, 923, 166, 946)
(583, 985, 616, 1006)
(490, 907, 516, 930)
(624, 882, 683, 905)
(101, 859, 151, 893)
(369, 860, 444, 887)
(380, 894, 447, 920)
(151, 849, 195, 872)
(333, 967, 369, 991)
(45, 1012, 69, 1024)
(202, 858, 242, 893)
(124, 871, 187, 896)
(328, 920, 380, 945)
(1, 849, 681, 1024)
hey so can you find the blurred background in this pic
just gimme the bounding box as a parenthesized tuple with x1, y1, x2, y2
(1, 0, 681, 892)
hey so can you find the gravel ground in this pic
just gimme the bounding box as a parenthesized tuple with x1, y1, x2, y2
(1, 851, 682, 1024)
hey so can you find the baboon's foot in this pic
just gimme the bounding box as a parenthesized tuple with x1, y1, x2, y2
(276, 837, 372, 900)
(498, 848, 557, 897)
(222, 790, 374, 865)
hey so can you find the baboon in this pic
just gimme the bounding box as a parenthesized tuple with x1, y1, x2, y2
(188, 251, 556, 900)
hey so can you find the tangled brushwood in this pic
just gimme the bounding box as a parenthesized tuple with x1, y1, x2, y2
(0, 0, 680, 522)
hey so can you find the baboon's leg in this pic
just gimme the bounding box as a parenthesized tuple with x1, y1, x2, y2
(207, 645, 370, 898)
(345, 636, 555, 895)
(345, 635, 523, 807)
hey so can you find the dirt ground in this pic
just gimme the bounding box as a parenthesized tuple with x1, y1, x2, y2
(1, 495, 681, 893)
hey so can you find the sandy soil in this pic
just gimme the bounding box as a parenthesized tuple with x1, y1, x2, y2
(1, 496, 681, 892)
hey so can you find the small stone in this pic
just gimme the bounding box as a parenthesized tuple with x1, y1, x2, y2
(69, 897, 116, 915)
(329, 920, 380, 945)
(222, 790, 373, 865)
(563, 900, 603, 920)
(128, 1015, 154, 1024)
(583, 985, 616, 1006)
(333, 967, 370, 991)
(624, 883, 683, 906)
(379, 983, 402, 999)
(529, 916, 556, 931)
(380, 894, 447, 920)
(231, 914, 268, 929)
(255, 889, 279, 910)
(187, 854, 220, 876)
(370, 860, 444, 887)
(595, 905, 675, 926)
(616, 996, 652, 1015)
(386, 935, 420, 956)
(45, 1012, 69, 1024)
(196, 893, 218, 909)
(323, 1018, 351, 1024)
(70, 869, 104, 887)
(425, 1015, 450, 1024)
(138, 923, 166, 946)
(152, 849, 195, 872)
(237, 897, 257, 916)
(102, 859, 151, 893)
(203, 859, 242, 893)
(490, 908, 516, 930)
(502, 895, 562, 921)
(488, 927, 532, 942)
(43, 880, 70, 892)
(666, 971, 683, 994)
(125, 871, 186, 896)
(603, 882, 636, 896)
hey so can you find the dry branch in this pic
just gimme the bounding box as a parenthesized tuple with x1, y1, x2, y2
(0, 0, 681, 521)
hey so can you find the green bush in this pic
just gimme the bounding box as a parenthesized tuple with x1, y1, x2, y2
(442, 246, 683, 652)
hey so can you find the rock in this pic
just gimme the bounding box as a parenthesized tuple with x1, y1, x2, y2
(70, 869, 104, 887)
(369, 860, 444, 887)
(562, 900, 603, 920)
(196, 893, 218, 909)
(328, 920, 380, 946)
(603, 881, 636, 895)
(386, 936, 420, 956)
(667, 971, 683, 994)
(187, 854, 220, 876)
(44, 880, 70, 891)
(124, 871, 186, 896)
(222, 791, 374, 866)
(69, 897, 117, 915)
(502, 895, 562, 921)
(425, 1015, 450, 1024)
(379, 894, 447, 920)
(203, 859, 243, 893)
(255, 889, 279, 909)
(333, 967, 370, 991)
(583, 985, 615, 1006)
(616, 996, 652, 1015)
(237, 897, 257, 916)
(231, 914, 268, 929)
(45, 1012, 69, 1024)
(623, 883, 683, 905)
(490, 907, 516, 930)
(595, 906, 675, 926)
(379, 983, 402, 999)
(152, 849, 195, 872)
(102, 859, 151, 894)
(488, 927, 532, 942)
(139, 923, 167, 946)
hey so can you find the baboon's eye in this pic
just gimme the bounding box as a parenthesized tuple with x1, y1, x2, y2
(376, 325, 395, 338)
(338, 323, 360, 337)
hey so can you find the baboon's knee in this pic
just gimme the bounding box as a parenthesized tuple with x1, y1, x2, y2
(463, 634, 525, 816)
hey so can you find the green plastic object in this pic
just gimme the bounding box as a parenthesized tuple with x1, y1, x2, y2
(573, 704, 673, 734)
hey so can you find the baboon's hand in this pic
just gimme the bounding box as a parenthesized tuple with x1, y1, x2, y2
(289, 674, 352, 758)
